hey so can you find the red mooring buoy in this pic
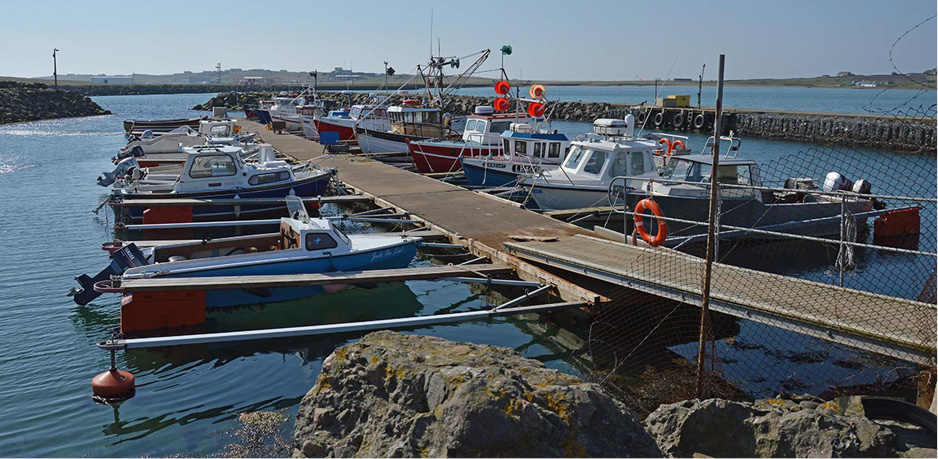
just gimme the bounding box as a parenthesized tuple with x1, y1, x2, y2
(92, 347, 135, 403)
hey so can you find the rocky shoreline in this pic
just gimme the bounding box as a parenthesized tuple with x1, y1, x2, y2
(195, 91, 936, 153)
(290, 332, 936, 458)
(0, 82, 110, 124)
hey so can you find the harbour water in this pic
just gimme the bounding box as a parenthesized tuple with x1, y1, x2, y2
(422, 84, 935, 115)
(0, 90, 933, 457)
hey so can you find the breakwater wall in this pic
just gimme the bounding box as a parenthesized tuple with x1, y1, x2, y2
(0, 82, 110, 124)
(197, 91, 935, 153)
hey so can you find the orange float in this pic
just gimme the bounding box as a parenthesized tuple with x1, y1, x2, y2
(493, 97, 510, 112)
(528, 84, 546, 99)
(671, 140, 685, 151)
(494, 80, 511, 95)
(633, 198, 668, 246)
(92, 369, 135, 401)
(527, 102, 546, 118)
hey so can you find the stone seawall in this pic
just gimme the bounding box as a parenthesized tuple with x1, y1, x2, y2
(195, 91, 935, 153)
(0, 82, 110, 124)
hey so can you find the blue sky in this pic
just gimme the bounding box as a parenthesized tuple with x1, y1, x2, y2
(2, 0, 935, 80)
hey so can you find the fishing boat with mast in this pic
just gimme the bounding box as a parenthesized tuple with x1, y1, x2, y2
(459, 80, 571, 186)
(354, 49, 491, 154)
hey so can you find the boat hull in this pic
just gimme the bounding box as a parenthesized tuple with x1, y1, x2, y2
(111, 170, 334, 223)
(315, 118, 356, 142)
(408, 141, 501, 174)
(461, 157, 548, 187)
(301, 116, 320, 140)
(355, 127, 428, 154)
(148, 240, 420, 308)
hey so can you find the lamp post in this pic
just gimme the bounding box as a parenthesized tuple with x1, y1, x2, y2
(52, 48, 59, 89)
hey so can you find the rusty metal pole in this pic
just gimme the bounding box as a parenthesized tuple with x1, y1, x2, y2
(695, 54, 725, 397)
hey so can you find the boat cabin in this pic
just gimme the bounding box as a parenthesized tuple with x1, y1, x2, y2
(499, 122, 570, 162)
(349, 105, 388, 121)
(388, 105, 445, 138)
(461, 106, 526, 145)
(650, 154, 761, 198)
(172, 144, 295, 194)
(279, 214, 352, 254)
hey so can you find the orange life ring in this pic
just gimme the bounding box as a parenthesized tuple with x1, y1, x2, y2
(494, 80, 511, 95)
(528, 102, 546, 118)
(633, 198, 668, 246)
(671, 140, 685, 151)
(658, 138, 671, 156)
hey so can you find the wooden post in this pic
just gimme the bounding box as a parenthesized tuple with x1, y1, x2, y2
(696, 54, 725, 397)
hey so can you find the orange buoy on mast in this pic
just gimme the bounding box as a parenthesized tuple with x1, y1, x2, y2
(527, 102, 546, 118)
(494, 97, 510, 112)
(494, 80, 511, 95)
(528, 84, 546, 99)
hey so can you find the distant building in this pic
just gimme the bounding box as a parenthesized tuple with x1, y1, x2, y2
(240, 76, 270, 85)
(335, 74, 361, 80)
(90, 75, 134, 84)
(837, 71, 854, 77)
(672, 78, 692, 82)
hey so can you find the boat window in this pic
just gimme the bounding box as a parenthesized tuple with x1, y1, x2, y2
(306, 233, 338, 251)
(564, 146, 585, 168)
(465, 119, 479, 132)
(249, 170, 291, 185)
(515, 140, 527, 155)
(490, 121, 511, 133)
(533, 142, 543, 158)
(582, 150, 607, 174)
(188, 154, 237, 178)
(548, 142, 561, 158)
(630, 151, 646, 175)
(350, 107, 361, 118)
(424, 111, 440, 124)
(503, 139, 511, 153)
(687, 163, 710, 182)
(607, 153, 629, 177)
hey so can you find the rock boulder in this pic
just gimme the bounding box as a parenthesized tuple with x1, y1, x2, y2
(644, 397, 936, 458)
(293, 331, 661, 458)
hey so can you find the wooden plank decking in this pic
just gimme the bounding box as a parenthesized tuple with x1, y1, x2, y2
(505, 234, 938, 363)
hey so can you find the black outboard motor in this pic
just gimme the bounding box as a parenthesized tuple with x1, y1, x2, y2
(70, 243, 148, 305)
(97, 156, 140, 187)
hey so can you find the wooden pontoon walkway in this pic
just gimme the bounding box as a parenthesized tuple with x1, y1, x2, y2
(235, 119, 936, 363)
(505, 234, 938, 364)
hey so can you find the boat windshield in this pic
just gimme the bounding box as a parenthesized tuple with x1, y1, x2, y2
(670, 159, 753, 186)
(582, 150, 607, 175)
(564, 146, 585, 168)
(490, 121, 511, 133)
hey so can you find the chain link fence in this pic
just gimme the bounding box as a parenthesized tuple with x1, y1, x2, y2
(580, 85, 935, 417)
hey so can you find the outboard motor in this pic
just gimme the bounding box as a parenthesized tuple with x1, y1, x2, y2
(70, 243, 149, 305)
(97, 157, 141, 187)
(821, 172, 853, 192)
(852, 179, 872, 195)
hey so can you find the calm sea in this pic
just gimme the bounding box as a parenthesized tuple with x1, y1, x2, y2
(0, 90, 933, 457)
(384, 84, 937, 115)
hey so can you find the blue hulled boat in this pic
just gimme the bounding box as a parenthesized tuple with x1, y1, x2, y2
(460, 123, 570, 188)
(73, 200, 421, 310)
